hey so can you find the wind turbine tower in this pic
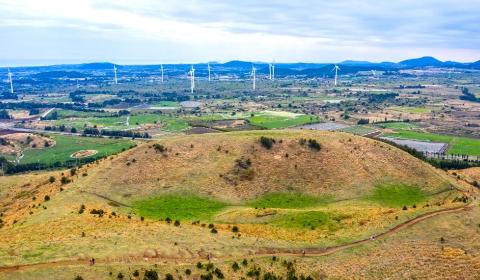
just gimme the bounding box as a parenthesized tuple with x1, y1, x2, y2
(251, 65, 257, 91)
(113, 65, 118, 85)
(269, 62, 275, 81)
(332, 65, 340, 86)
(207, 63, 211, 82)
(160, 64, 164, 83)
(7, 68, 13, 94)
(189, 65, 195, 94)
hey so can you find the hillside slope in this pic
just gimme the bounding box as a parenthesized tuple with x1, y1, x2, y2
(83, 130, 453, 204)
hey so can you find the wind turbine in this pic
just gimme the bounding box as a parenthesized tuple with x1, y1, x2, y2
(269, 62, 275, 81)
(332, 65, 340, 86)
(113, 64, 118, 85)
(371, 70, 377, 78)
(207, 63, 211, 82)
(160, 64, 164, 83)
(251, 65, 257, 91)
(189, 65, 195, 94)
(7, 68, 13, 94)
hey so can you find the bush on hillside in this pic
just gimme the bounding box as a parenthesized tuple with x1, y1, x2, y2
(260, 136, 275, 149)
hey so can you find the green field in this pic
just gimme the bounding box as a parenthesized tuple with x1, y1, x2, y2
(20, 135, 134, 165)
(51, 113, 189, 132)
(248, 112, 318, 129)
(132, 194, 227, 221)
(152, 101, 179, 107)
(341, 125, 378, 136)
(376, 122, 419, 130)
(384, 130, 480, 156)
(52, 109, 114, 119)
(390, 106, 433, 114)
(248, 193, 332, 209)
(366, 184, 427, 207)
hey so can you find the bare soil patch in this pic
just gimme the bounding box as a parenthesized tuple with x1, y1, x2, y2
(70, 150, 98, 159)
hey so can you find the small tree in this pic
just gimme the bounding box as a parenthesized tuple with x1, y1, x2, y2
(49, 176, 56, 183)
(260, 136, 275, 149)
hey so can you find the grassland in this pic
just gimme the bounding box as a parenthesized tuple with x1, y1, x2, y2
(133, 194, 227, 220)
(384, 130, 480, 156)
(376, 122, 419, 129)
(248, 111, 318, 129)
(366, 184, 427, 207)
(0, 129, 474, 280)
(20, 135, 134, 165)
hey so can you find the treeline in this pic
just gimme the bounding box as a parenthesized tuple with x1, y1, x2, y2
(0, 109, 11, 119)
(459, 87, 479, 102)
(83, 128, 150, 138)
(374, 137, 480, 170)
(0, 156, 98, 174)
(0, 101, 87, 111)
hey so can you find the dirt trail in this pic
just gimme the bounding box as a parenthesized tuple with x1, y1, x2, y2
(0, 200, 475, 274)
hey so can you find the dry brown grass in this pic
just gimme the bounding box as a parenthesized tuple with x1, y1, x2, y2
(82, 130, 453, 204)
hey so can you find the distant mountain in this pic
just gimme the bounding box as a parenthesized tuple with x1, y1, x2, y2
(399, 56, 443, 67)
(222, 60, 255, 68)
(470, 60, 480, 68)
(78, 62, 115, 70)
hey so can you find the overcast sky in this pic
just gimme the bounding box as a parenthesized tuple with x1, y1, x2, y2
(0, 0, 479, 65)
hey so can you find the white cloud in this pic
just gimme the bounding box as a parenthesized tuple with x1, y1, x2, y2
(0, 0, 478, 64)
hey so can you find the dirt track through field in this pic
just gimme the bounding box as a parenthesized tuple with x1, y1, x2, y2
(0, 200, 475, 274)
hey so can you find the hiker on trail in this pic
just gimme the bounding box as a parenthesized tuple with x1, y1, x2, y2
(302, 250, 306, 257)
(92, 258, 95, 265)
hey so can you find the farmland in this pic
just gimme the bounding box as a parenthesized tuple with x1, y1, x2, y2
(20, 134, 134, 165)
(383, 130, 480, 156)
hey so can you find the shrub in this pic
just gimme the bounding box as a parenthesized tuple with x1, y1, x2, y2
(200, 273, 213, 280)
(74, 276, 84, 280)
(232, 262, 240, 271)
(208, 223, 214, 229)
(49, 176, 56, 183)
(78, 204, 85, 214)
(210, 228, 218, 234)
(214, 268, 224, 279)
(164, 273, 174, 280)
(153, 144, 166, 153)
(44, 195, 50, 201)
(242, 259, 248, 266)
(402, 206, 408, 210)
(61, 176, 71, 185)
(117, 272, 124, 279)
(143, 270, 159, 280)
(196, 262, 203, 269)
(260, 136, 275, 149)
(185, 269, 192, 275)
(357, 118, 370, 125)
(307, 139, 321, 151)
(90, 209, 105, 217)
(174, 220, 180, 227)
(232, 225, 239, 233)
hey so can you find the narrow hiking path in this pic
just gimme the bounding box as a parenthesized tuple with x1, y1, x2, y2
(0, 200, 475, 273)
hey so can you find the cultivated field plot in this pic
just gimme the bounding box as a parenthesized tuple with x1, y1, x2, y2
(248, 111, 318, 129)
(383, 130, 480, 156)
(19, 134, 134, 165)
(381, 137, 448, 154)
(297, 122, 348, 131)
